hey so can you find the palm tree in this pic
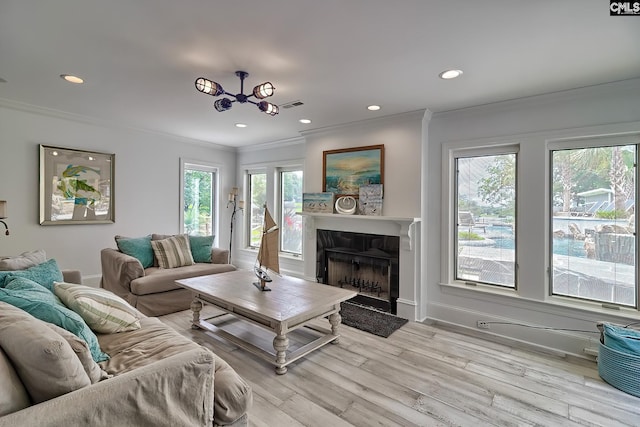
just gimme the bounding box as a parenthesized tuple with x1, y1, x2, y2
(554, 145, 634, 217)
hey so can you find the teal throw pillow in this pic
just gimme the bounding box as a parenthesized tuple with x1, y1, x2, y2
(0, 258, 63, 291)
(603, 323, 640, 354)
(0, 277, 109, 363)
(115, 235, 154, 268)
(189, 235, 214, 263)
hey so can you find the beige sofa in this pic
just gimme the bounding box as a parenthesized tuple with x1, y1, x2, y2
(0, 267, 252, 427)
(101, 236, 236, 316)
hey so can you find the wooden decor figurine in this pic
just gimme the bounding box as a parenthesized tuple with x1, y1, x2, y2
(253, 204, 280, 291)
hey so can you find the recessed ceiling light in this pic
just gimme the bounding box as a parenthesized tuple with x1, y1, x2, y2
(367, 105, 381, 111)
(235, 123, 247, 128)
(60, 74, 84, 84)
(439, 69, 463, 80)
(299, 119, 312, 124)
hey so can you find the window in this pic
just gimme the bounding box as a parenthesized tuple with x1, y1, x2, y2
(280, 169, 303, 255)
(550, 144, 636, 307)
(455, 152, 517, 288)
(248, 172, 267, 248)
(182, 162, 216, 236)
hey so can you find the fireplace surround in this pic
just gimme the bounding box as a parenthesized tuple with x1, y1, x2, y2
(299, 212, 420, 321)
(317, 229, 399, 313)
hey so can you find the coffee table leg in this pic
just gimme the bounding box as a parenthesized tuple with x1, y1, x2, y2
(329, 312, 342, 344)
(273, 334, 289, 375)
(190, 298, 203, 329)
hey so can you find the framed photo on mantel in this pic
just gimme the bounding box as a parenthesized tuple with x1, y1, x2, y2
(322, 144, 384, 197)
(39, 145, 115, 225)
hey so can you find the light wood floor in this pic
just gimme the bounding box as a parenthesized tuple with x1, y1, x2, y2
(160, 306, 640, 427)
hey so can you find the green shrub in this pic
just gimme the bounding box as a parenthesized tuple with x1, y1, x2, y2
(595, 209, 628, 220)
(458, 231, 484, 241)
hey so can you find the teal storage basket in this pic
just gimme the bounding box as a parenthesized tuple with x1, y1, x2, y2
(598, 341, 640, 398)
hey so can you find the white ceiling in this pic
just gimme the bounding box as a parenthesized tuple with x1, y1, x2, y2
(1, 1, 639, 148)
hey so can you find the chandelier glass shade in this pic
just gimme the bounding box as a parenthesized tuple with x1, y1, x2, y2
(195, 71, 279, 116)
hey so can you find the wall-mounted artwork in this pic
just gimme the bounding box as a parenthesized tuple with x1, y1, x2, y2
(302, 192, 334, 214)
(323, 145, 384, 197)
(40, 145, 115, 225)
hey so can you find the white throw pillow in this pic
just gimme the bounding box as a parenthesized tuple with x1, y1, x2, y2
(0, 249, 47, 271)
(54, 282, 142, 334)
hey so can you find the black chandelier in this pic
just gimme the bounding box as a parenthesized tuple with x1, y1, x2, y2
(195, 71, 279, 116)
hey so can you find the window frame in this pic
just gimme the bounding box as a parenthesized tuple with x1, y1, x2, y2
(179, 159, 218, 239)
(547, 137, 638, 309)
(452, 146, 519, 289)
(245, 168, 267, 250)
(278, 166, 304, 256)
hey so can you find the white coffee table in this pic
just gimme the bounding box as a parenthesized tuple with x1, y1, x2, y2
(176, 270, 357, 374)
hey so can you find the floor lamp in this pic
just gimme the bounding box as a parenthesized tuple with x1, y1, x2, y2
(227, 188, 244, 264)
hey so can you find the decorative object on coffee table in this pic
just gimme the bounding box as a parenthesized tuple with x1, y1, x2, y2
(323, 144, 384, 197)
(253, 204, 279, 291)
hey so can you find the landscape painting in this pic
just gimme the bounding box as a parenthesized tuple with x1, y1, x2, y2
(323, 145, 384, 196)
(302, 192, 334, 214)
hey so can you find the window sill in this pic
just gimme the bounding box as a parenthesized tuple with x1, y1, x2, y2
(439, 281, 640, 321)
(239, 247, 303, 262)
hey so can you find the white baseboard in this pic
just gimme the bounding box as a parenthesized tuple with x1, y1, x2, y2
(427, 302, 599, 361)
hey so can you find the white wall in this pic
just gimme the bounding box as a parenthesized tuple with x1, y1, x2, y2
(0, 103, 236, 282)
(425, 79, 640, 358)
(304, 111, 423, 218)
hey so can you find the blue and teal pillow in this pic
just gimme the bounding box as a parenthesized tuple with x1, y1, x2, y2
(0, 277, 109, 362)
(0, 258, 63, 291)
(115, 235, 154, 268)
(189, 235, 214, 263)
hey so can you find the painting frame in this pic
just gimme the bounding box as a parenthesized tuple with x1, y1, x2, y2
(323, 144, 384, 197)
(39, 145, 115, 225)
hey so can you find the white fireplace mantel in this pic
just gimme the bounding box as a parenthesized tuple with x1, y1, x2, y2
(298, 212, 421, 321)
(297, 212, 420, 250)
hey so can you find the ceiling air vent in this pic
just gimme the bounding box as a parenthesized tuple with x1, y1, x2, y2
(280, 100, 304, 109)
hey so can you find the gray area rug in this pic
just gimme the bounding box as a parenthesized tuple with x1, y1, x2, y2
(339, 301, 408, 338)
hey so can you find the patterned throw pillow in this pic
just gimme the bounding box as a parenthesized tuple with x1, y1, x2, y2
(0, 277, 109, 363)
(115, 235, 154, 268)
(54, 282, 141, 334)
(189, 235, 214, 263)
(0, 258, 63, 291)
(150, 235, 195, 269)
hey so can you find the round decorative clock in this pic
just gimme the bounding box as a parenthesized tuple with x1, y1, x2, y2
(335, 196, 357, 215)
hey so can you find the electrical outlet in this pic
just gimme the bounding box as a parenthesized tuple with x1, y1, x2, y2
(477, 321, 490, 329)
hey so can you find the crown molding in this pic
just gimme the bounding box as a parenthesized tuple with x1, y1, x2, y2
(299, 109, 427, 139)
(432, 78, 640, 121)
(0, 97, 236, 152)
(236, 135, 306, 153)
